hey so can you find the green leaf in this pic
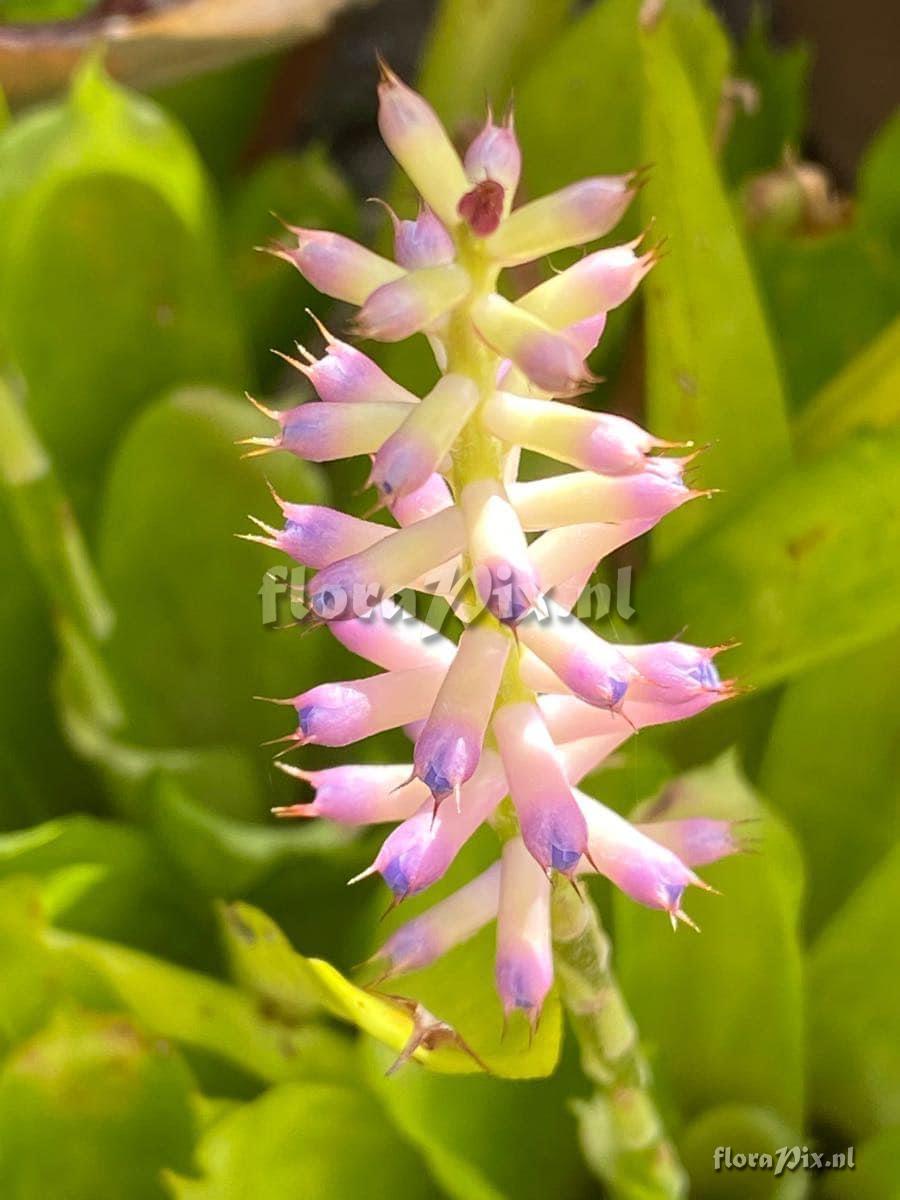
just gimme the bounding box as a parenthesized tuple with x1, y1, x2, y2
(679, 1104, 809, 1199)
(0, 61, 245, 519)
(225, 146, 358, 390)
(795, 314, 900, 456)
(165, 1081, 435, 1200)
(96, 387, 328, 813)
(808, 839, 900, 1136)
(759, 632, 900, 934)
(0, 1008, 197, 1200)
(638, 430, 900, 690)
(417, 0, 574, 131)
(722, 10, 809, 184)
(640, 6, 791, 553)
(615, 754, 805, 1128)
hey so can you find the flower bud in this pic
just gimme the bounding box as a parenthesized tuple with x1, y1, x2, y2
(528, 520, 656, 596)
(484, 391, 678, 475)
(272, 228, 403, 305)
(414, 624, 510, 801)
(519, 599, 636, 710)
(540, 687, 731, 744)
(510, 468, 705, 530)
(280, 326, 418, 405)
(274, 665, 446, 748)
(354, 750, 507, 896)
(377, 61, 470, 228)
(461, 478, 542, 624)
(495, 836, 553, 1028)
(484, 174, 637, 266)
(464, 111, 522, 203)
(329, 598, 456, 673)
(575, 789, 709, 927)
(517, 239, 657, 328)
(241, 499, 388, 567)
(273, 761, 427, 824)
(306, 506, 465, 620)
(636, 818, 744, 868)
(377, 862, 501, 977)
(558, 734, 631, 784)
(370, 373, 478, 500)
(391, 206, 456, 270)
(471, 294, 589, 397)
(492, 701, 589, 875)
(391, 472, 455, 525)
(240, 399, 409, 462)
(356, 264, 470, 342)
(619, 640, 731, 706)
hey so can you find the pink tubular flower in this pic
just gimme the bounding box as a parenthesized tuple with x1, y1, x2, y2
(413, 623, 510, 801)
(376, 861, 501, 978)
(239, 398, 410, 462)
(249, 65, 738, 1029)
(279, 324, 418, 406)
(271, 227, 403, 304)
(273, 761, 427, 824)
(493, 701, 588, 875)
(495, 837, 553, 1029)
(462, 478, 542, 625)
(370, 373, 478, 500)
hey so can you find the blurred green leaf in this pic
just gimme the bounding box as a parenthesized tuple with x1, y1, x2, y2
(216, 899, 324, 1024)
(362, 1034, 591, 1200)
(795, 314, 900, 456)
(821, 1129, 900, 1199)
(0, 60, 245, 519)
(616, 754, 805, 1128)
(166, 1080, 435, 1200)
(808, 839, 900, 1136)
(722, 10, 809, 184)
(149, 776, 358, 897)
(638, 431, 900, 689)
(679, 1104, 809, 1199)
(96, 387, 328, 813)
(417, 0, 574, 131)
(760, 632, 900, 934)
(517, 0, 728, 198)
(640, 6, 791, 553)
(226, 146, 358, 390)
(50, 922, 354, 1085)
(858, 110, 900, 261)
(0, 876, 113, 1050)
(0, 0, 91, 20)
(0, 814, 218, 969)
(750, 227, 900, 414)
(0, 1008, 197, 1200)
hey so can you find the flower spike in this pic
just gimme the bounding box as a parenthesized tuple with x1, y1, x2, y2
(248, 64, 738, 1031)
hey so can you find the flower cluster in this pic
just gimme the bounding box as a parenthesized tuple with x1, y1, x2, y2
(244, 63, 741, 1030)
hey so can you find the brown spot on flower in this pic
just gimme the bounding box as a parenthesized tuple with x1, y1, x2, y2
(458, 179, 506, 236)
